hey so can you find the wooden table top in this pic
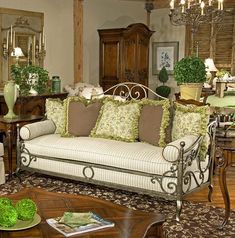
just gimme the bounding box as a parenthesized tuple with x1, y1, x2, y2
(0, 115, 44, 124)
(1, 188, 165, 238)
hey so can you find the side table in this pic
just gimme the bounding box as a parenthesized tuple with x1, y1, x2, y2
(0, 115, 43, 179)
(215, 124, 235, 227)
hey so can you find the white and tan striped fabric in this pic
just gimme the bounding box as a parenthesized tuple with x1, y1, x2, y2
(21, 134, 209, 194)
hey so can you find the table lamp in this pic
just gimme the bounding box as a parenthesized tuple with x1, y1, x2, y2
(205, 58, 218, 85)
(11, 47, 24, 65)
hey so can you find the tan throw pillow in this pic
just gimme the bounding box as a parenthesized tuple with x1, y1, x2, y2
(68, 101, 102, 136)
(138, 99, 171, 147)
(63, 97, 103, 137)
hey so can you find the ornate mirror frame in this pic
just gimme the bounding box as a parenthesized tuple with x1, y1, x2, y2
(0, 8, 44, 90)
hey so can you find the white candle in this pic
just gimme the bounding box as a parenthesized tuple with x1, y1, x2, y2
(188, 0, 191, 9)
(221, 0, 224, 10)
(209, 0, 212, 6)
(170, 0, 175, 9)
(201, 1, 205, 15)
(6, 30, 9, 50)
(10, 25, 13, 44)
(180, 0, 185, 13)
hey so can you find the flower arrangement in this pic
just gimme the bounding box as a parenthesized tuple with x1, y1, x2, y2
(0, 197, 37, 227)
(216, 69, 231, 79)
(11, 64, 49, 96)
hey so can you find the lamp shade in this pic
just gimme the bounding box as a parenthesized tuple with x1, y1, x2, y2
(205, 58, 218, 72)
(11, 47, 24, 57)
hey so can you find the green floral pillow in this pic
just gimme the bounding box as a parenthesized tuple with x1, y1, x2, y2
(45, 99, 64, 134)
(90, 98, 141, 142)
(172, 102, 210, 158)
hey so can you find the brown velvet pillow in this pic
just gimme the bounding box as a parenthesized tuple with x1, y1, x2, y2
(68, 101, 102, 136)
(139, 104, 163, 146)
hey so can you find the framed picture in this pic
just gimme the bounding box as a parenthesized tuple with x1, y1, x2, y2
(152, 41, 179, 75)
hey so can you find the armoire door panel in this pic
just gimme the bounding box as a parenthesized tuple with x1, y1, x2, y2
(102, 41, 120, 78)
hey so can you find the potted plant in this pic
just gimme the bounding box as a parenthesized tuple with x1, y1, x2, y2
(155, 66, 171, 98)
(11, 65, 49, 96)
(174, 56, 206, 100)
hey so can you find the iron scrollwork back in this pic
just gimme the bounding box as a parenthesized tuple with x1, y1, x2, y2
(91, 82, 166, 100)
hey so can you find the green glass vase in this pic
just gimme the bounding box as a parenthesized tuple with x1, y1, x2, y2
(3, 80, 17, 119)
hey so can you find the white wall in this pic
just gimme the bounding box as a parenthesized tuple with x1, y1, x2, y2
(0, 0, 185, 96)
(83, 0, 146, 85)
(149, 8, 185, 98)
(0, 0, 74, 88)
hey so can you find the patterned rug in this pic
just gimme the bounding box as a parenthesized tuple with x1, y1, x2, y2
(0, 172, 235, 238)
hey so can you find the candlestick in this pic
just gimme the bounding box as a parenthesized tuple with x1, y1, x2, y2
(39, 33, 42, 51)
(6, 30, 9, 50)
(42, 27, 45, 44)
(13, 31, 15, 49)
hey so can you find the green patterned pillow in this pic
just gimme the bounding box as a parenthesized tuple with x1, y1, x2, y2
(172, 102, 210, 159)
(90, 98, 141, 142)
(138, 99, 171, 147)
(45, 98, 65, 134)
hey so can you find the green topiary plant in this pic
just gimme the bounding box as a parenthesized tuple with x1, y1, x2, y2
(155, 66, 171, 98)
(15, 198, 37, 221)
(0, 198, 13, 208)
(174, 56, 206, 84)
(0, 205, 18, 227)
(11, 65, 49, 96)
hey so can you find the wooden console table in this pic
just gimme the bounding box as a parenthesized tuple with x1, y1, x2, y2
(0, 92, 68, 179)
(0, 115, 43, 179)
(0, 92, 68, 116)
(215, 81, 235, 98)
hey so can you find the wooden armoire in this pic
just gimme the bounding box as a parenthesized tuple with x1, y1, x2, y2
(98, 23, 154, 92)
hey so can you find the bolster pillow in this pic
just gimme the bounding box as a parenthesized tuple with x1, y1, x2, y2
(20, 120, 56, 140)
(162, 135, 199, 162)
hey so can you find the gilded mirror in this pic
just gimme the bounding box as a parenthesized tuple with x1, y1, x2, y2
(0, 8, 44, 90)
